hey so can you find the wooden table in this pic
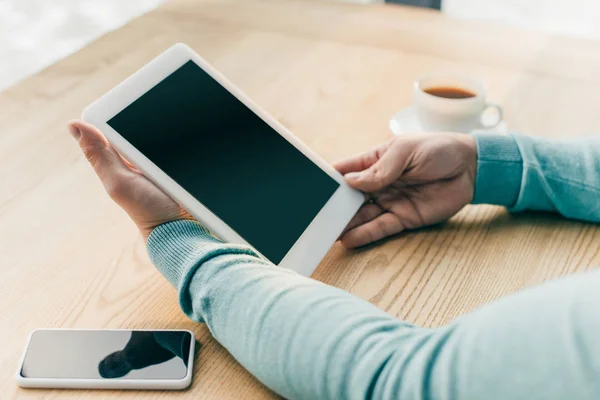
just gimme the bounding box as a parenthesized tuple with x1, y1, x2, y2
(2, 0, 600, 398)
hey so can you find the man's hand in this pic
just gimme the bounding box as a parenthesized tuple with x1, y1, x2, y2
(68, 120, 191, 240)
(335, 133, 477, 248)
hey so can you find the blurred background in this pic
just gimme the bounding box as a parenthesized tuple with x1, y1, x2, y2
(1, 0, 600, 93)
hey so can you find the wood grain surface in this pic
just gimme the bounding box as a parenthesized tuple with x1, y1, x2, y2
(2, 0, 600, 398)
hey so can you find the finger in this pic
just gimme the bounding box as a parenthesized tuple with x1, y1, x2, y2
(344, 141, 413, 193)
(342, 203, 385, 235)
(340, 212, 404, 248)
(333, 141, 391, 176)
(68, 120, 133, 198)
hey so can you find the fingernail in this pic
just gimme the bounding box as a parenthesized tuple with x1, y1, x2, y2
(68, 124, 81, 140)
(345, 172, 361, 180)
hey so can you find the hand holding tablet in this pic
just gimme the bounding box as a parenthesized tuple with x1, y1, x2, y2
(82, 43, 364, 276)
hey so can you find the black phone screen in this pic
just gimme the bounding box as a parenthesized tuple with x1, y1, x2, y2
(107, 60, 340, 264)
(20, 330, 193, 380)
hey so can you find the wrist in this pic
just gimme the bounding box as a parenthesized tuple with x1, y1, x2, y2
(455, 133, 478, 202)
(463, 134, 478, 184)
(140, 214, 195, 243)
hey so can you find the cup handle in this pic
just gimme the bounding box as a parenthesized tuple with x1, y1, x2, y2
(480, 103, 503, 129)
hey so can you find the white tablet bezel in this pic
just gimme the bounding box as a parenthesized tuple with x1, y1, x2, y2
(83, 43, 365, 276)
(16, 328, 195, 390)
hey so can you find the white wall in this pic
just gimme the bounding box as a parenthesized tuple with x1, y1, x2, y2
(444, 0, 600, 40)
(0, 0, 164, 92)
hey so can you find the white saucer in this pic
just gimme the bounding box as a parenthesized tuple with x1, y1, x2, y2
(389, 106, 508, 135)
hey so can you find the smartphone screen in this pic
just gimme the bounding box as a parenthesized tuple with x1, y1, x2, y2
(20, 330, 193, 380)
(107, 60, 340, 265)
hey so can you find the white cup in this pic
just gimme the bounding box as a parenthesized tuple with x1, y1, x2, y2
(413, 75, 503, 133)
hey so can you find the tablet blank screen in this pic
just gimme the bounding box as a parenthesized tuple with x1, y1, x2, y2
(108, 60, 340, 264)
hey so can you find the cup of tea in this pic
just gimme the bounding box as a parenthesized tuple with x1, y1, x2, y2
(413, 75, 503, 132)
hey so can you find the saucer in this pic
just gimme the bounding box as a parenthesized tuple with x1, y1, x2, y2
(388, 106, 508, 136)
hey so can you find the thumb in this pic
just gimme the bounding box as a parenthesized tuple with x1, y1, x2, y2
(68, 120, 131, 193)
(343, 145, 407, 192)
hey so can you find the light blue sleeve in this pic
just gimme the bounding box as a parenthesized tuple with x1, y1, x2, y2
(145, 133, 600, 399)
(472, 132, 600, 221)
(147, 219, 600, 400)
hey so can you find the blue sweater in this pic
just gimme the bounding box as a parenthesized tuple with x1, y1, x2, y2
(147, 133, 600, 399)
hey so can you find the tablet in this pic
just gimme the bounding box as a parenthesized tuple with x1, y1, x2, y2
(83, 43, 364, 276)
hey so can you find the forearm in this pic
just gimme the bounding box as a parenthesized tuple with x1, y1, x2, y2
(472, 133, 600, 222)
(147, 220, 420, 398)
(147, 220, 600, 399)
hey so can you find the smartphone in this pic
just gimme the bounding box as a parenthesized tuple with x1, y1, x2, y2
(16, 329, 195, 390)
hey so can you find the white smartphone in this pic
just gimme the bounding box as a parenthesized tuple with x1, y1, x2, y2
(82, 43, 365, 277)
(16, 329, 195, 390)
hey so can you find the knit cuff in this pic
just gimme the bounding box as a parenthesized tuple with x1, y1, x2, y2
(146, 219, 221, 289)
(472, 133, 523, 207)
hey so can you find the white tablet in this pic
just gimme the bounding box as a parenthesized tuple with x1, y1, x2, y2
(83, 43, 364, 276)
